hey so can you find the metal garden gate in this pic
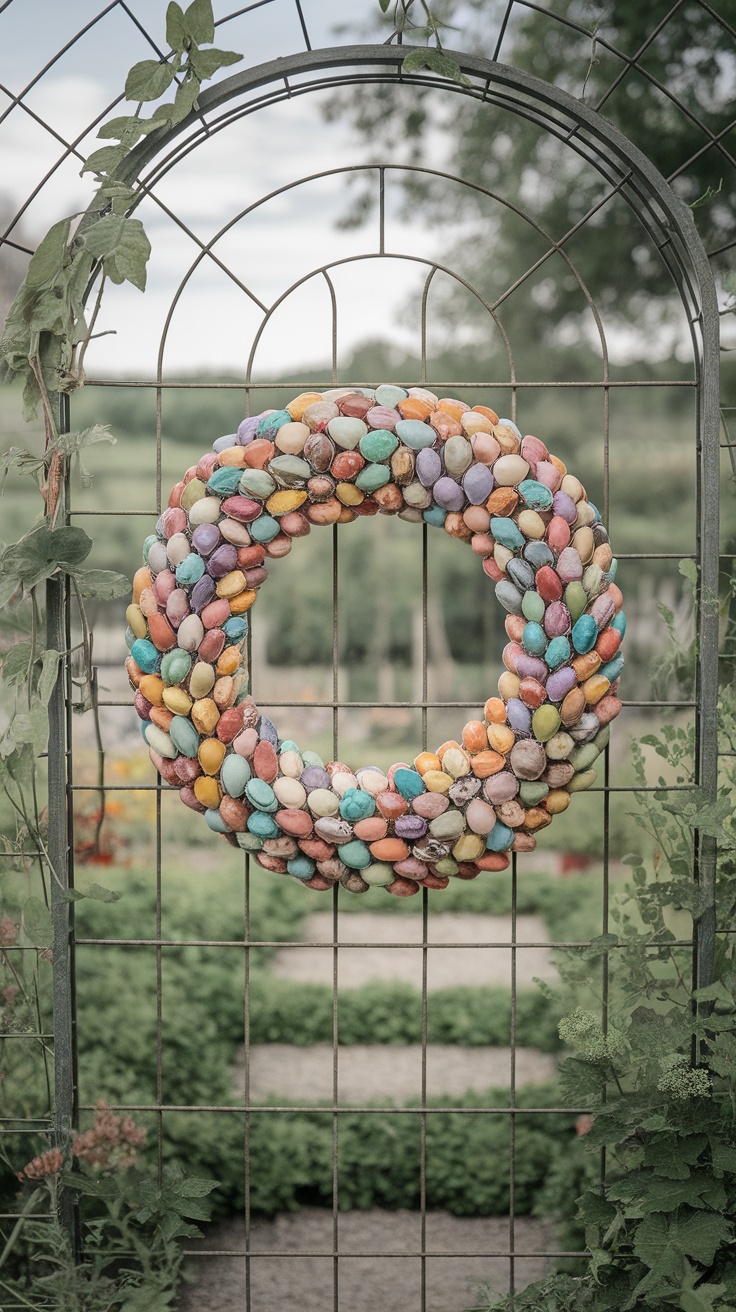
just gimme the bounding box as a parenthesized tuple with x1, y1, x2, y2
(1, 4, 729, 1309)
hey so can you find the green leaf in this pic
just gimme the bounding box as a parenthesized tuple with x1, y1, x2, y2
(82, 216, 151, 292)
(379, 0, 392, 10)
(188, 47, 243, 80)
(81, 144, 127, 178)
(72, 568, 132, 600)
(80, 882, 122, 903)
(679, 559, 698, 587)
(184, 0, 215, 45)
(25, 219, 72, 289)
(22, 896, 53, 946)
(166, 1, 188, 51)
(2, 525, 93, 590)
(37, 648, 61, 706)
(174, 1174, 219, 1198)
(96, 114, 146, 146)
(401, 47, 472, 86)
(681, 1286, 727, 1312)
(125, 59, 177, 103)
(635, 1210, 730, 1271)
(0, 640, 33, 687)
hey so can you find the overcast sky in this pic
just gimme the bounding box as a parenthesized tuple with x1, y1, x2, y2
(0, 0, 450, 379)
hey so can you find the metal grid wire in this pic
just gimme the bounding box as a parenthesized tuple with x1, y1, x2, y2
(0, 2, 731, 1308)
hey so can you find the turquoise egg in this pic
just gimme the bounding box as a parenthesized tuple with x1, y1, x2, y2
(490, 517, 525, 551)
(340, 840, 372, 869)
(572, 614, 598, 655)
(130, 638, 160, 674)
(545, 636, 571, 669)
(207, 467, 243, 496)
(486, 822, 514, 852)
(340, 789, 376, 822)
(394, 768, 426, 801)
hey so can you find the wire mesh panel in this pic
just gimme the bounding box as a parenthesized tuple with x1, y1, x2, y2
(0, 4, 731, 1310)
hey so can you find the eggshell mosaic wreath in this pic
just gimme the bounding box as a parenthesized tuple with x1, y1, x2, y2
(124, 384, 624, 897)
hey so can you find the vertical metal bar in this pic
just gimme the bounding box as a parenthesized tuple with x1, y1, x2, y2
(694, 280, 721, 991)
(244, 860, 252, 1312)
(332, 518, 340, 1310)
(48, 569, 80, 1257)
(422, 525, 428, 750)
(48, 389, 79, 1257)
(378, 166, 385, 256)
(155, 377, 164, 1184)
(508, 853, 517, 1302)
(420, 888, 428, 1312)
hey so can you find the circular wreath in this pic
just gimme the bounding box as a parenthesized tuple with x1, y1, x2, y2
(124, 385, 624, 896)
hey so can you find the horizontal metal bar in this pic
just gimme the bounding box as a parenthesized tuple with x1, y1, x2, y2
(75, 938, 696, 949)
(78, 1103, 589, 1115)
(181, 1247, 589, 1258)
(87, 699, 697, 712)
(83, 377, 698, 389)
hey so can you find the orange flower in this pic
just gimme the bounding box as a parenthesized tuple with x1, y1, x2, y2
(18, 1148, 64, 1181)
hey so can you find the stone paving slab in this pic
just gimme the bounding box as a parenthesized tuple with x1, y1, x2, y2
(270, 913, 556, 991)
(178, 1211, 554, 1312)
(238, 1044, 557, 1102)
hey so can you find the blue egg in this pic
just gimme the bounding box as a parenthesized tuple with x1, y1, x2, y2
(236, 831, 263, 852)
(571, 614, 598, 655)
(506, 698, 532, 735)
(175, 554, 206, 586)
(247, 812, 280, 838)
(250, 514, 280, 544)
(340, 788, 376, 822)
(340, 840, 372, 869)
(256, 409, 291, 438)
(599, 654, 624, 683)
(124, 626, 136, 652)
(288, 856, 316, 880)
(486, 822, 514, 852)
(423, 505, 447, 528)
(518, 479, 553, 511)
(394, 768, 426, 801)
(130, 638, 160, 674)
(205, 808, 233, 833)
(245, 779, 278, 812)
(522, 621, 548, 656)
(612, 610, 626, 637)
(207, 466, 244, 496)
(490, 517, 525, 551)
(258, 716, 279, 747)
(545, 636, 572, 669)
(223, 616, 248, 643)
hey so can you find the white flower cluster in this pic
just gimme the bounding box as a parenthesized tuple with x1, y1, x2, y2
(657, 1058, 711, 1101)
(558, 1008, 626, 1062)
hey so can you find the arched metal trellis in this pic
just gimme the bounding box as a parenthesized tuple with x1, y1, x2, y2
(1, 14, 725, 1309)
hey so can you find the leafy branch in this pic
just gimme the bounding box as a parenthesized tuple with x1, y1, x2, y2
(378, 0, 471, 85)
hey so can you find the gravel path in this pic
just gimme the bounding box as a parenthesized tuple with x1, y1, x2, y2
(271, 913, 557, 990)
(178, 1211, 554, 1312)
(239, 1044, 557, 1101)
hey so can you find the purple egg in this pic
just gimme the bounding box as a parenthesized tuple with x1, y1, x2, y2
(591, 593, 615, 629)
(190, 575, 216, 613)
(165, 588, 190, 628)
(245, 566, 269, 589)
(134, 691, 152, 720)
(552, 491, 577, 524)
(300, 766, 333, 792)
(546, 666, 578, 702)
(515, 655, 548, 683)
(416, 447, 442, 487)
(462, 463, 494, 505)
(432, 476, 465, 512)
(236, 415, 261, 445)
(191, 523, 222, 557)
(506, 697, 532, 734)
(366, 405, 400, 431)
(213, 432, 238, 453)
(544, 601, 571, 638)
(394, 814, 428, 841)
(207, 544, 238, 578)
